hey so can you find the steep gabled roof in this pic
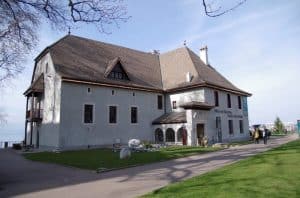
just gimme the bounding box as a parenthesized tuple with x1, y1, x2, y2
(48, 35, 162, 90)
(159, 47, 250, 95)
(33, 35, 251, 96)
(159, 47, 205, 90)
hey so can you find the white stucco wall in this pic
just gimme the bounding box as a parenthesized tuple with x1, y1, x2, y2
(164, 87, 250, 144)
(59, 82, 164, 149)
(166, 89, 205, 112)
(204, 88, 250, 143)
(29, 53, 61, 148)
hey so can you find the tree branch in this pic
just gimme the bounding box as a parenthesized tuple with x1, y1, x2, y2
(202, 0, 247, 17)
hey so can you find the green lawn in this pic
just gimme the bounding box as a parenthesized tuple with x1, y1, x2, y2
(24, 146, 221, 170)
(228, 139, 253, 146)
(143, 140, 300, 198)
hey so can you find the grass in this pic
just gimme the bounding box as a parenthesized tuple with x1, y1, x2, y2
(24, 146, 221, 170)
(143, 140, 300, 198)
(228, 139, 253, 146)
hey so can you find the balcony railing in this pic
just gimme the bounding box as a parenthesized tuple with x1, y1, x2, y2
(26, 109, 43, 121)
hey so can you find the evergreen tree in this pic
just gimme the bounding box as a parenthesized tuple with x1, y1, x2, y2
(274, 117, 285, 134)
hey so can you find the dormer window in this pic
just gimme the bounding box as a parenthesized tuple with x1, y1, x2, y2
(108, 70, 129, 80)
(105, 57, 129, 81)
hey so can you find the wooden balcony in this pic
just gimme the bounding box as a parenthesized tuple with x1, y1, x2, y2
(26, 109, 43, 122)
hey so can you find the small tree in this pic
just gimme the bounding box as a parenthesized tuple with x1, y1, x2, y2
(273, 117, 285, 134)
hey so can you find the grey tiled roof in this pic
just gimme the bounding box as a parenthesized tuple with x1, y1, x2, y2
(180, 101, 214, 110)
(34, 35, 250, 95)
(152, 111, 187, 125)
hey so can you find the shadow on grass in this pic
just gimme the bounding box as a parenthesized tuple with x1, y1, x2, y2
(145, 140, 300, 198)
(1, 138, 298, 198)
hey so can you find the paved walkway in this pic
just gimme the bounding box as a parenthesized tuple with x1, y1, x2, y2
(0, 134, 298, 198)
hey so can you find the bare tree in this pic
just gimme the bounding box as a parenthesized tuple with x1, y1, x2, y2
(202, 0, 247, 17)
(0, 0, 129, 85)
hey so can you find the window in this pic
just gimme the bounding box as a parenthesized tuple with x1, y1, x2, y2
(87, 87, 91, 93)
(216, 116, 221, 129)
(165, 128, 175, 142)
(227, 94, 231, 108)
(131, 107, 138, 123)
(107, 62, 129, 80)
(84, 104, 94, 123)
(214, 91, 219, 107)
(228, 120, 233, 135)
(133, 92, 135, 96)
(112, 90, 115, 95)
(109, 106, 117, 123)
(172, 101, 177, 109)
(108, 71, 129, 80)
(157, 95, 163, 109)
(239, 120, 244, 133)
(154, 128, 164, 143)
(238, 96, 242, 109)
(45, 63, 48, 73)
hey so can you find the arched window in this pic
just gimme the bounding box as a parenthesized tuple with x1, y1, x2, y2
(154, 128, 164, 143)
(166, 128, 175, 142)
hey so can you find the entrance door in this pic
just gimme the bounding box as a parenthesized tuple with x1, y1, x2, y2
(196, 124, 205, 146)
(182, 129, 187, 145)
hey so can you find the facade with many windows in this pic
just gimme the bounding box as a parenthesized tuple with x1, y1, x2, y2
(24, 35, 251, 150)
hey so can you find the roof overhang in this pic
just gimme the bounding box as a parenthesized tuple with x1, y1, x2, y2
(61, 77, 163, 93)
(165, 82, 252, 97)
(23, 74, 44, 96)
(152, 111, 187, 125)
(180, 101, 214, 110)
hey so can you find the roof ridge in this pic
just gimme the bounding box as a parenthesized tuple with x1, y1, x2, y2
(69, 35, 158, 57)
(156, 53, 164, 90)
(184, 47, 206, 83)
(160, 46, 187, 55)
(186, 47, 239, 89)
(35, 34, 70, 61)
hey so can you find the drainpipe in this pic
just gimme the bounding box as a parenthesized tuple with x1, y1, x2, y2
(30, 93, 34, 145)
(24, 97, 29, 145)
(164, 94, 167, 114)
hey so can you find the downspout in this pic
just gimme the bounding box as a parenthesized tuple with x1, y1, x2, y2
(24, 97, 29, 145)
(30, 93, 34, 145)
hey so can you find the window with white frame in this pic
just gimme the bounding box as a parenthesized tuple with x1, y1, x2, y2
(131, 107, 138, 123)
(228, 120, 233, 135)
(172, 101, 177, 109)
(109, 106, 117, 123)
(239, 120, 244, 133)
(84, 104, 94, 123)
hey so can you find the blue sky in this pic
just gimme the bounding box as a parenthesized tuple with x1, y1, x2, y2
(1, 0, 300, 140)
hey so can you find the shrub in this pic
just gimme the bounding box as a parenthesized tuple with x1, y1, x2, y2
(13, 143, 22, 150)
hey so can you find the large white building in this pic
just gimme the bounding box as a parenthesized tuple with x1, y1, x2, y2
(24, 35, 251, 150)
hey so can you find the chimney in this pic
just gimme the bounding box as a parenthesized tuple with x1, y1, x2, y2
(200, 46, 208, 65)
(186, 72, 192, 82)
(152, 49, 160, 55)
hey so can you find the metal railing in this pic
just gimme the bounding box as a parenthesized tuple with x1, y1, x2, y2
(26, 109, 43, 120)
(0, 141, 23, 149)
